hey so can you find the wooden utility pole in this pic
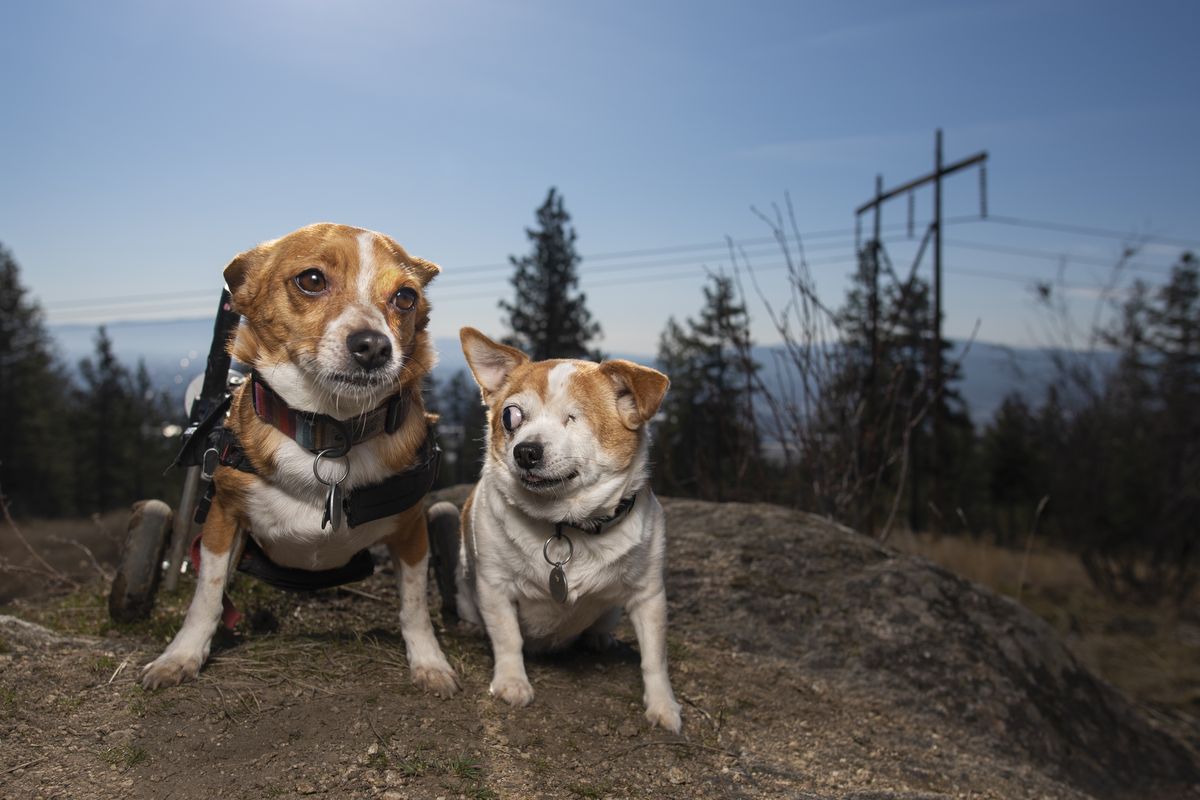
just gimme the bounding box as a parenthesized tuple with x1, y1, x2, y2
(854, 129, 988, 530)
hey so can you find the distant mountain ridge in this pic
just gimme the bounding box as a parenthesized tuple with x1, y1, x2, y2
(49, 316, 1095, 425)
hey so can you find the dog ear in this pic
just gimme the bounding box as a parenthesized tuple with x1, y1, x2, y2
(376, 233, 440, 286)
(460, 327, 529, 397)
(407, 256, 441, 285)
(599, 360, 670, 430)
(222, 245, 269, 312)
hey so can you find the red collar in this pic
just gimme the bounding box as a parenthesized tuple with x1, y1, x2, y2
(250, 374, 410, 454)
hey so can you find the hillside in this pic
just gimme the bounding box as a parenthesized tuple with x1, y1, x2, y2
(1, 493, 1195, 799)
(49, 317, 1096, 423)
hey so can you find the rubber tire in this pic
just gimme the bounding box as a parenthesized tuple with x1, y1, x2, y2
(108, 499, 173, 623)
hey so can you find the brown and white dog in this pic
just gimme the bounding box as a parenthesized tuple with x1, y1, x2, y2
(141, 223, 459, 697)
(434, 327, 681, 732)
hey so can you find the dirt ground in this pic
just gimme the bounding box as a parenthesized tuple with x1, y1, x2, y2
(1, 494, 1196, 800)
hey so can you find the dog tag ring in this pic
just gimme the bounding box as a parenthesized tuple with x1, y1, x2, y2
(543, 528, 574, 604)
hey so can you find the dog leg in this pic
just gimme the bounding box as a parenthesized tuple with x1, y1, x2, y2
(385, 519, 460, 698)
(141, 500, 240, 690)
(476, 580, 534, 706)
(627, 589, 682, 733)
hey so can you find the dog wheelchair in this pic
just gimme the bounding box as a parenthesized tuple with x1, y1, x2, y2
(107, 286, 449, 625)
(107, 290, 244, 622)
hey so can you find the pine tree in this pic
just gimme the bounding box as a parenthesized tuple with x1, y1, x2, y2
(828, 257, 973, 533)
(980, 394, 1045, 544)
(428, 369, 488, 487)
(0, 245, 75, 516)
(72, 327, 137, 512)
(655, 272, 760, 501)
(500, 188, 602, 360)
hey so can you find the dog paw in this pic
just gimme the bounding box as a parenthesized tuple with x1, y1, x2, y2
(140, 651, 202, 690)
(490, 675, 535, 707)
(644, 697, 683, 734)
(411, 663, 461, 698)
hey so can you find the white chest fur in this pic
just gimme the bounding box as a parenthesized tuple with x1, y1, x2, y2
(241, 430, 402, 571)
(468, 473, 668, 650)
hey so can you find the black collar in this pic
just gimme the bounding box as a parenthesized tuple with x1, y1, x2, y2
(250, 373, 409, 455)
(556, 492, 638, 536)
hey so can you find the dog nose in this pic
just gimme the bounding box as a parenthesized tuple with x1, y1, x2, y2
(346, 330, 392, 371)
(513, 441, 543, 469)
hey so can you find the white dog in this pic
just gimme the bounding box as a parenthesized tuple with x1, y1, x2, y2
(430, 327, 681, 732)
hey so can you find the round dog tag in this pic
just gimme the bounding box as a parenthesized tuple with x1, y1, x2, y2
(549, 565, 569, 604)
(323, 481, 344, 531)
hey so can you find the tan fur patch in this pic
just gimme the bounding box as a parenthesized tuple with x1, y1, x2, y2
(198, 490, 240, 555)
(566, 363, 643, 465)
(385, 504, 429, 566)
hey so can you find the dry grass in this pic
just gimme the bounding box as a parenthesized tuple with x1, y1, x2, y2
(0, 509, 129, 603)
(890, 529, 1200, 725)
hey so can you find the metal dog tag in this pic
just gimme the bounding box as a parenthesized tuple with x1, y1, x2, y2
(322, 481, 344, 531)
(549, 565, 569, 604)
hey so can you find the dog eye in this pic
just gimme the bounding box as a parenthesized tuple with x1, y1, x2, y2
(502, 405, 524, 432)
(392, 287, 418, 311)
(294, 269, 327, 295)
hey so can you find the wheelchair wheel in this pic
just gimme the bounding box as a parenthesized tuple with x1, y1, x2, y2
(108, 499, 173, 623)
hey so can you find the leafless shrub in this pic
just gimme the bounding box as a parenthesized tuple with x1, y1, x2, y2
(730, 195, 974, 537)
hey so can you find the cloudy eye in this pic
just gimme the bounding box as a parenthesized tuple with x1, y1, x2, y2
(392, 286, 418, 311)
(502, 405, 524, 432)
(294, 269, 328, 295)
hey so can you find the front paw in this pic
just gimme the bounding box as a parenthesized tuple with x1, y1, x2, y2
(141, 650, 203, 690)
(490, 674, 535, 707)
(645, 696, 682, 734)
(411, 663, 461, 698)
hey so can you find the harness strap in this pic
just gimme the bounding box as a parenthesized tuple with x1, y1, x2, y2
(345, 437, 440, 527)
(236, 536, 375, 592)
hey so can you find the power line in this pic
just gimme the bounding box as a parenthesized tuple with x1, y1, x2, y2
(41, 223, 923, 312)
(49, 251, 1143, 325)
(951, 214, 1200, 250)
(944, 239, 1173, 275)
(42, 212, 1190, 320)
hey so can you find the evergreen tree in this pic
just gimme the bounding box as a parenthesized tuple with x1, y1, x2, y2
(1076, 252, 1200, 601)
(656, 272, 760, 501)
(0, 245, 75, 516)
(980, 394, 1045, 545)
(427, 369, 488, 487)
(72, 327, 139, 512)
(828, 255, 973, 532)
(500, 188, 602, 360)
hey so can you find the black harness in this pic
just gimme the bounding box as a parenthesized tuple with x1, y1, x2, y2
(188, 377, 440, 593)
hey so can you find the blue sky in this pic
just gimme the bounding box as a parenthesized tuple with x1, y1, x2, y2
(3, 0, 1199, 355)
